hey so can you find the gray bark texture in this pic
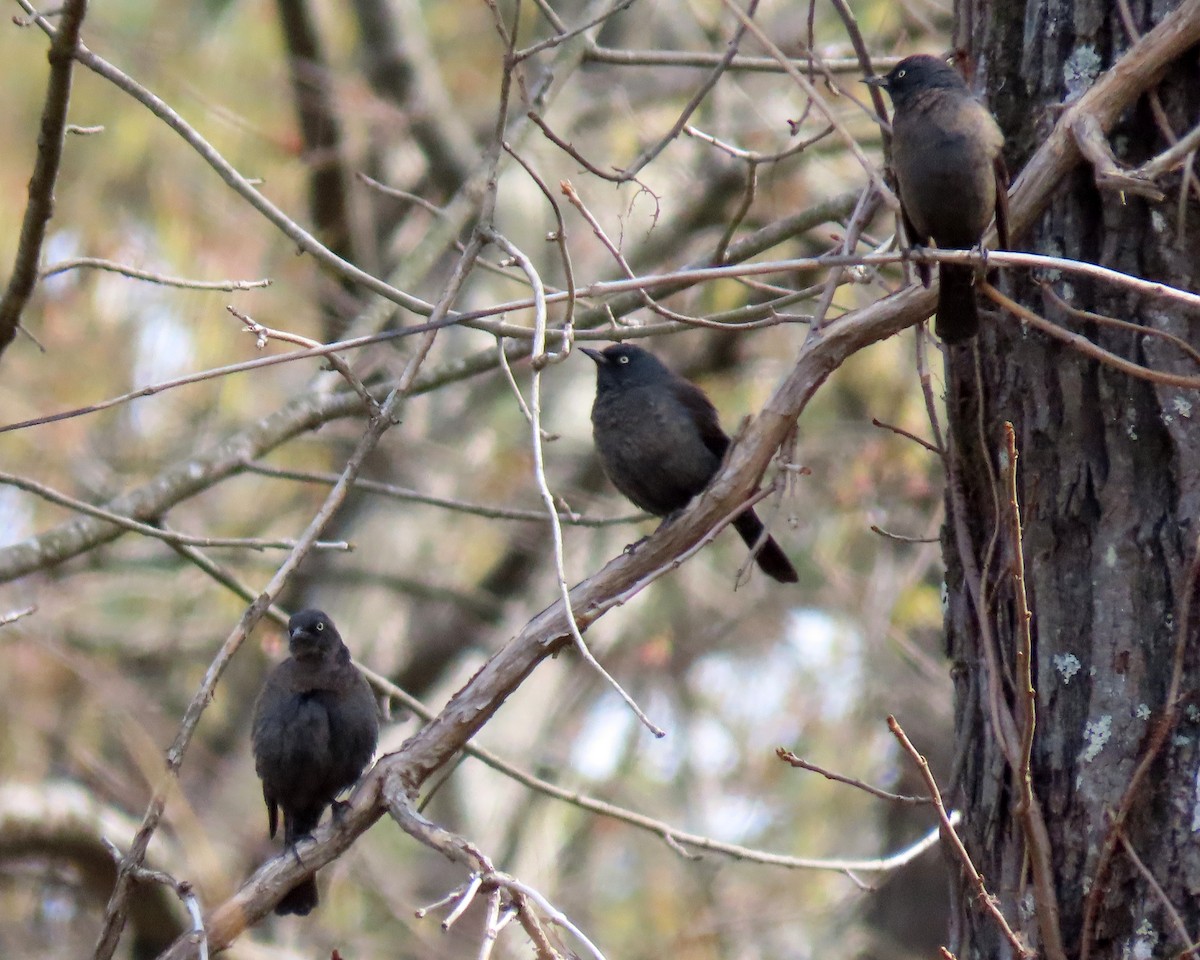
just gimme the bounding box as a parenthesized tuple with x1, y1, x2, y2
(943, 1, 1200, 958)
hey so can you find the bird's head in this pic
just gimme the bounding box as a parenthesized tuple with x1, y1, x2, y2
(862, 54, 967, 109)
(287, 609, 340, 659)
(581, 343, 672, 391)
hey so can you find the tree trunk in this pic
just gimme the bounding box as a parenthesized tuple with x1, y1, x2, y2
(944, 1, 1200, 958)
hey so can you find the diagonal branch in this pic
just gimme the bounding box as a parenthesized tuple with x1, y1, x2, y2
(153, 271, 936, 960)
(0, 0, 89, 361)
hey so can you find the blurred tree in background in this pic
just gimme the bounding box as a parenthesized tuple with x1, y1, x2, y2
(0, 0, 1196, 958)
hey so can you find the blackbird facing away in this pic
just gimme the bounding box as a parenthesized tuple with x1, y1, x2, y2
(251, 609, 379, 916)
(583, 343, 797, 584)
(865, 54, 1010, 343)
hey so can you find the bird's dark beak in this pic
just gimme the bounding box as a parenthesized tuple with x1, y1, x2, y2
(580, 347, 605, 365)
(861, 75, 887, 88)
(289, 627, 320, 655)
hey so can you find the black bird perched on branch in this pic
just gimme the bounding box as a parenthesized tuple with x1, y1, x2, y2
(865, 54, 1010, 343)
(583, 343, 797, 583)
(251, 609, 379, 916)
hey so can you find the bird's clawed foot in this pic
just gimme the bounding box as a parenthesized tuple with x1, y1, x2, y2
(286, 836, 314, 868)
(977, 243, 1000, 284)
(908, 245, 932, 288)
(622, 534, 650, 555)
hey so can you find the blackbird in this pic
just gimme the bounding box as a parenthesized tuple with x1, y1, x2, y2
(865, 54, 1010, 343)
(583, 343, 797, 583)
(251, 609, 379, 916)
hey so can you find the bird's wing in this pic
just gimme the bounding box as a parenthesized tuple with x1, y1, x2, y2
(671, 379, 730, 460)
(993, 154, 1011, 250)
(899, 203, 933, 287)
(263, 785, 279, 839)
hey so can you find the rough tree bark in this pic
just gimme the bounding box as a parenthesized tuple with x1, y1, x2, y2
(945, 1, 1200, 958)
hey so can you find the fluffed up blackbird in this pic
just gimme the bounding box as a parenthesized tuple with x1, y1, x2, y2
(865, 54, 1010, 343)
(583, 343, 798, 584)
(251, 609, 379, 916)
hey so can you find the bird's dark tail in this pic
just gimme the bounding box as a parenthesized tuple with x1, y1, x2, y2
(276, 806, 322, 915)
(275, 876, 319, 916)
(733, 510, 798, 584)
(935, 263, 980, 343)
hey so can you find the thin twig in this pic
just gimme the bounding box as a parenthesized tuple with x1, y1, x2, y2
(0, 471, 351, 552)
(0, 311, 465, 436)
(478, 889, 503, 960)
(811, 184, 881, 329)
(515, 0, 637, 60)
(684, 123, 834, 164)
(870, 417, 942, 454)
(584, 46, 902, 74)
(1117, 830, 1197, 958)
(1038, 280, 1200, 366)
(494, 337, 542, 432)
(1003, 423, 1036, 818)
(0, 605, 37, 627)
(490, 228, 663, 738)
(776, 748, 930, 804)
(503, 141, 576, 337)
(888, 715, 1033, 958)
(870, 525, 938, 544)
(100, 840, 208, 960)
(325, 246, 1200, 327)
(828, 0, 888, 128)
(42, 258, 271, 291)
(712, 161, 758, 265)
(983, 282, 1200, 391)
(614, 0, 759, 181)
(225, 306, 380, 416)
(1137, 121, 1200, 180)
(242, 460, 644, 526)
(354, 172, 447, 217)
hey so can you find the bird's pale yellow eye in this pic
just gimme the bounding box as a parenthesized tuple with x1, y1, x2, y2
(896, 68, 906, 79)
(316, 622, 324, 631)
(618, 355, 630, 364)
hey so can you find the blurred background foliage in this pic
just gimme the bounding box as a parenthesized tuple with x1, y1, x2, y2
(0, 0, 961, 957)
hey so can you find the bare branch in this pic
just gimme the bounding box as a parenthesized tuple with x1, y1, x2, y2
(1070, 112, 1166, 201)
(0, 605, 37, 627)
(0, 0, 89, 360)
(1003, 421, 1036, 824)
(776, 748, 930, 804)
(0, 470, 351, 553)
(584, 46, 903, 74)
(242, 460, 644, 526)
(41, 257, 271, 290)
(225, 305, 380, 416)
